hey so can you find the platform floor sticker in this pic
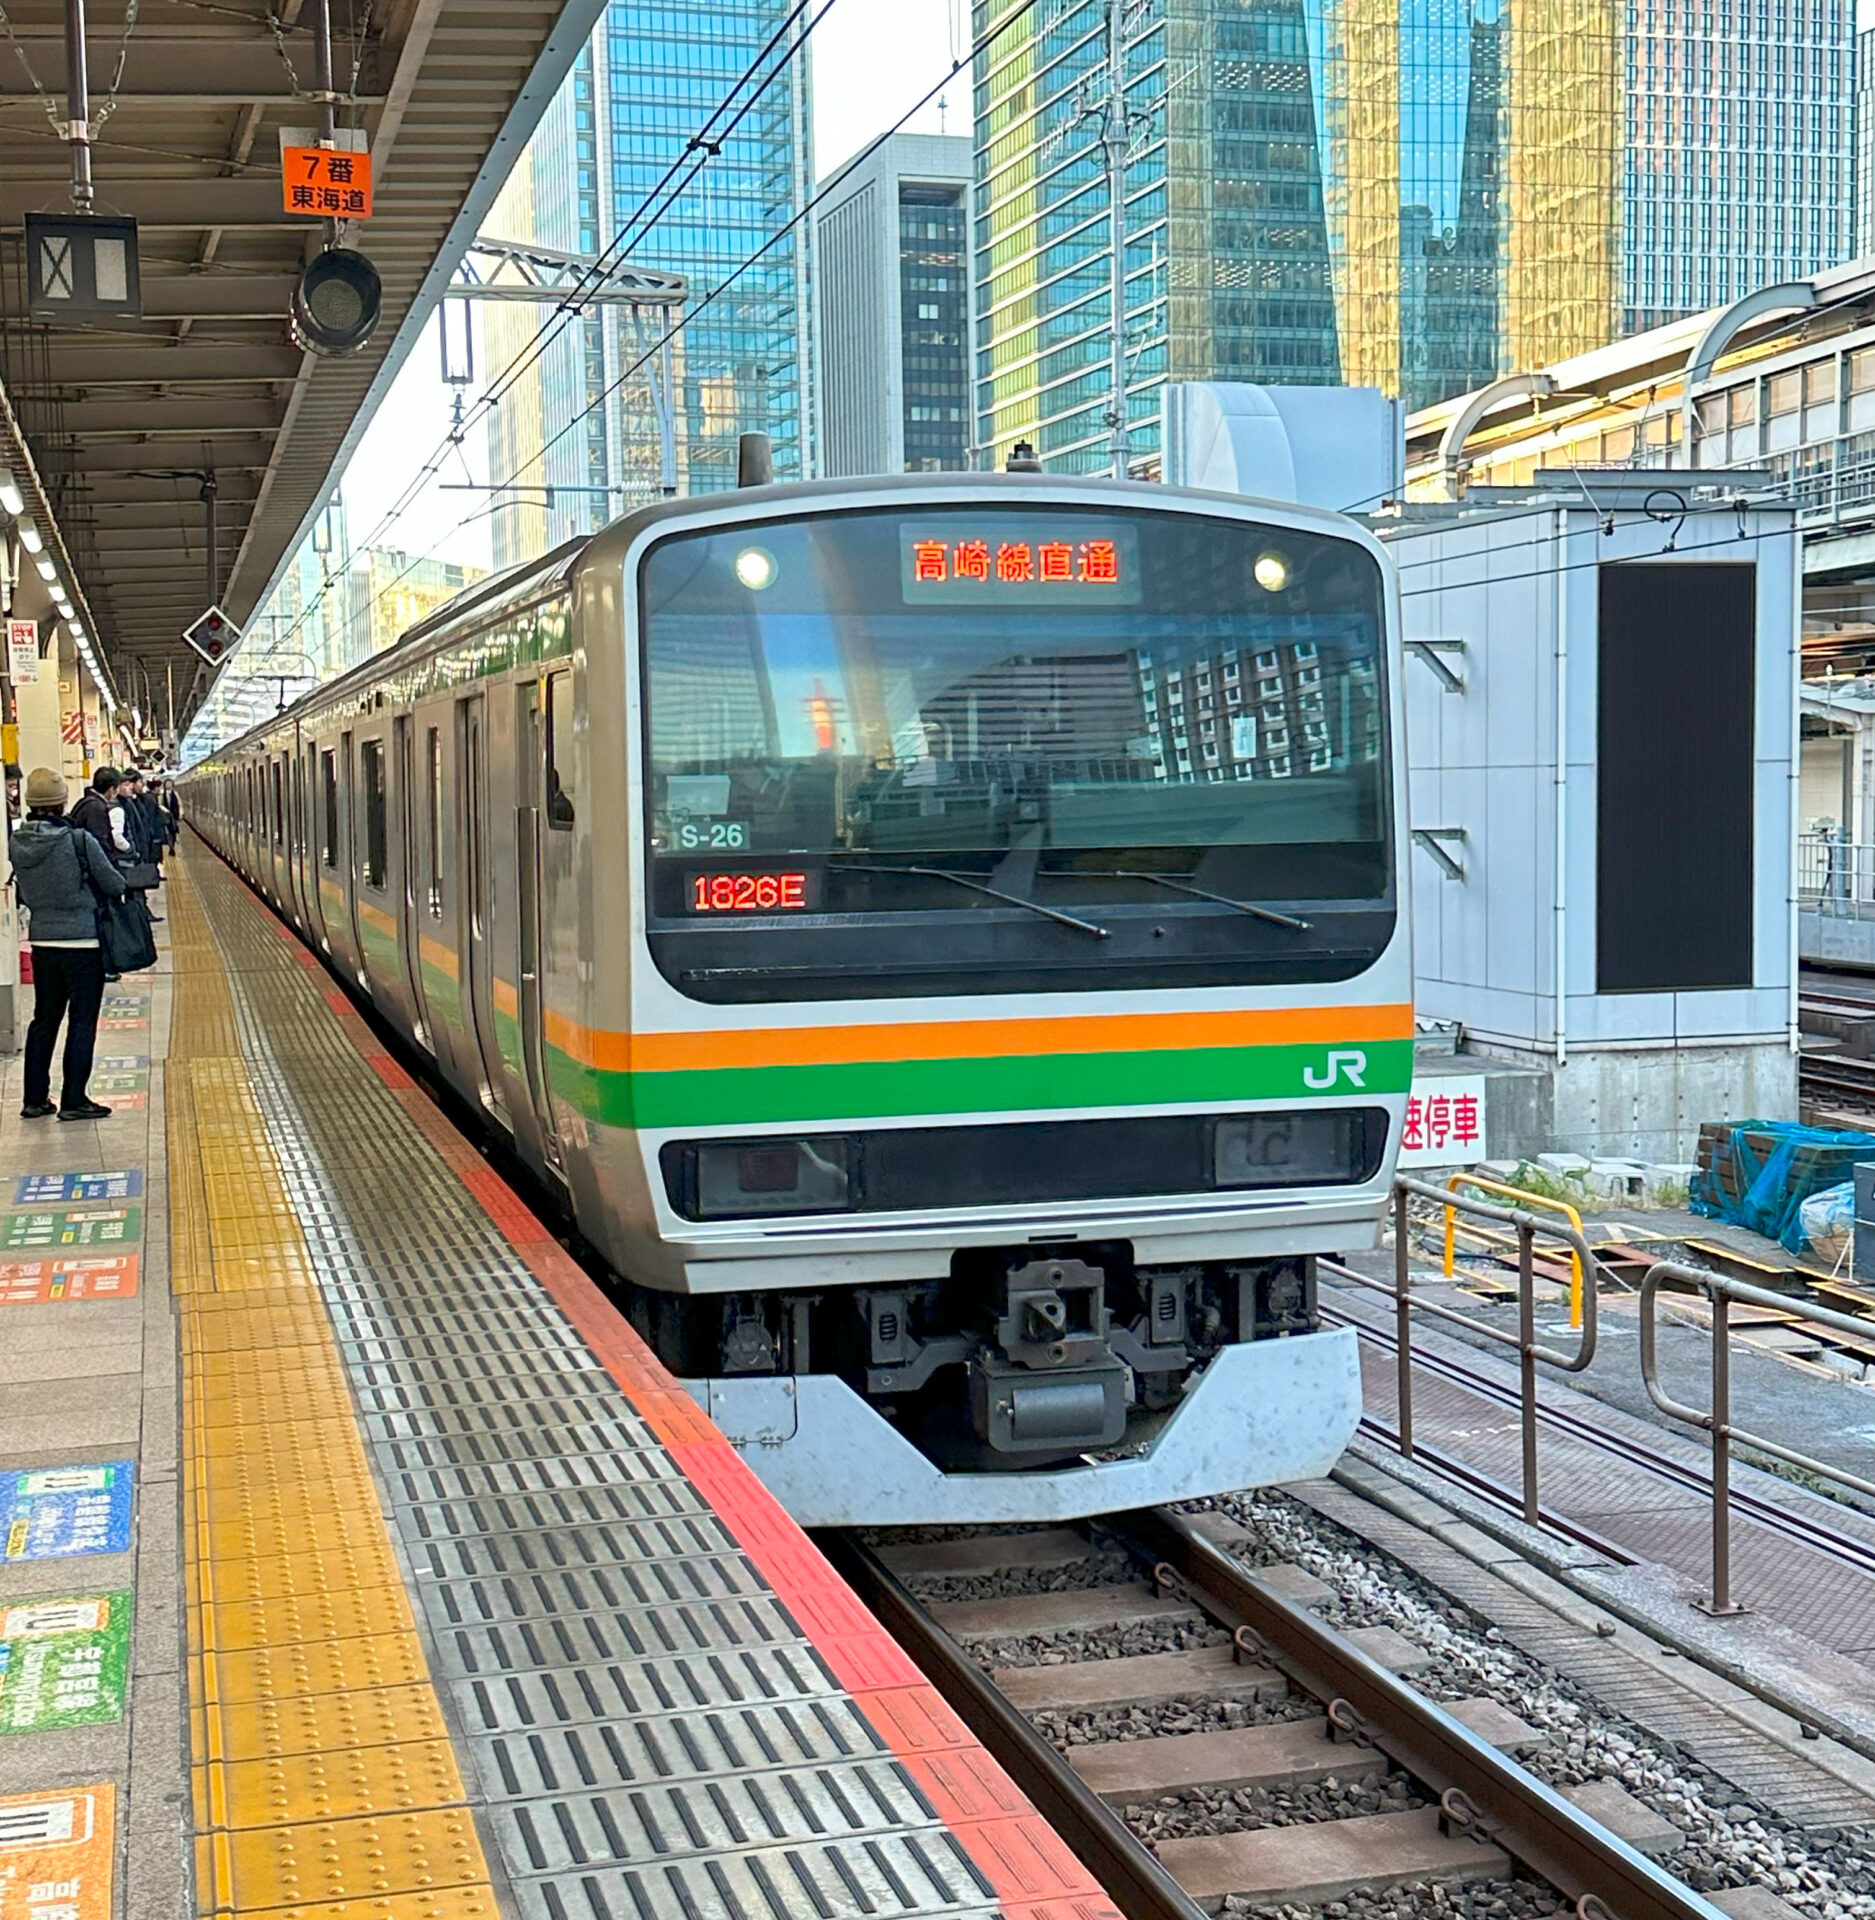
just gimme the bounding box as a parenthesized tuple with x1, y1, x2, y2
(85, 1072, 146, 1095)
(0, 1782, 114, 1919)
(10, 1175, 140, 1207)
(0, 1211, 140, 1251)
(92, 1094, 143, 1114)
(0, 1469, 133, 1563)
(88, 1058, 145, 1074)
(0, 1258, 138, 1307)
(0, 1596, 130, 1733)
(95, 1019, 144, 1034)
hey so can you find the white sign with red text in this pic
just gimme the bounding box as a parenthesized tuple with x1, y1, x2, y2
(6, 619, 37, 686)
(1397, 1074, 1488, 1168)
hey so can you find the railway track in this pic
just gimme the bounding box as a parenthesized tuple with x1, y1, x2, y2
(826, 1512, 1725, 1920)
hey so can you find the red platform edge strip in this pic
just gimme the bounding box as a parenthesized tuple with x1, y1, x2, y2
(229, 871, 1119, 1920)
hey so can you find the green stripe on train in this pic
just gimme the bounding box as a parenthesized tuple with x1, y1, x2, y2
(543, 1037, 1415, 1131)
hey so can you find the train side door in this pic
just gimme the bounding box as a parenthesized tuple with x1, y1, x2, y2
(340, 730, 368, 987)
(308, 742, 334, 954)
(393, 715, 428, 1048)
(514, 681, 562, 1174)
(457, 694, 508, 1123)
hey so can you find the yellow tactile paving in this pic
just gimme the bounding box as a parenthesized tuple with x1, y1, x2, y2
(166, 860, 498, 1917)
(196, 1806, 489, 1913)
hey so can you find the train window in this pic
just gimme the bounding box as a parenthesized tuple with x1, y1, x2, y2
(360, 739, 387, 890)
(545, 672, 575, 829)
(271, 761, 284, 848)
(320, 750, 338, 868)
(424, 727, 443, 915)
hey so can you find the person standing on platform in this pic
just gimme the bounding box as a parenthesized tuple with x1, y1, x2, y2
(69, 766, 125, 863)
(10, 768, 127, 1121)
(164, 779, 180, 845)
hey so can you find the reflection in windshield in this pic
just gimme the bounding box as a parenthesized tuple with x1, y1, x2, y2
(643, 507, 1386, 866)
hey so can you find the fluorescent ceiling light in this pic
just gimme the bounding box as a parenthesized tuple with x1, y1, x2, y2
(33, 557, 55, 580)
(0, 473, 21, 518)
(17, 523, 42, 554)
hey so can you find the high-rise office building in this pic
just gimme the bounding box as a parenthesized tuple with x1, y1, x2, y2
(1625, 0, 1853, 331)
(484, 3, 814, 568)
(1857, 26, 1875, 261)
(973, 0, 1852, 474)
(817, 134, 974, 476)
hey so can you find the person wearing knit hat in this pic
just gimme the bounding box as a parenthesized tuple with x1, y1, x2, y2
(10, 766, 128, 1119)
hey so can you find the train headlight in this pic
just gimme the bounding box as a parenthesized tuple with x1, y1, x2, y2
(1213, 1111, 1368, 1188)
(1253, 551, 1288, 593)
(734, 546, 777, 591)
(691, 1136, 851, 1217)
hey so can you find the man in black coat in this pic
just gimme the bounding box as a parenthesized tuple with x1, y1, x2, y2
(69, 768, 124, 863)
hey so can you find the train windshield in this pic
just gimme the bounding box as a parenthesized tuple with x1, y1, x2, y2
(640, 503, 1389, 905)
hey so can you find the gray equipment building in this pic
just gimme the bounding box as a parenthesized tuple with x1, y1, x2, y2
(815, 133, 974, 477)
(1381, 471, 1800, 1163)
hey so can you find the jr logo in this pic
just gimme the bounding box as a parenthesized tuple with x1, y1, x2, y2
(1303, 1049, 1368, 1090)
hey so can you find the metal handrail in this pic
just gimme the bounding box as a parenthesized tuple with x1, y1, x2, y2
(1335, 1176, 1603, 1527)
(1638, 1260, 1875, 1613)
(1443, 1170, 1587, 1329)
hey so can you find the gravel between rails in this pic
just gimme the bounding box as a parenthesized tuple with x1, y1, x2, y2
(1225, 1878, 1566, 1920)
(1037, 1692, 1318, 1747)
(1121, 1766, 1429, 1841)
(1209, 1490, 1875, 1916)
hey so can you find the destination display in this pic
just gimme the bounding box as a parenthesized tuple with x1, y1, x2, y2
(900, 520, 1140, 606)
(686, 870, 816, 914)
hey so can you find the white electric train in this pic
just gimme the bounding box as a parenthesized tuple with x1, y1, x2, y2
(183, 473, 1409, 1525)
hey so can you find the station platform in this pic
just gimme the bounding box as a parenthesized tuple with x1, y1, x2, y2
(0, 841, 1119, 1920)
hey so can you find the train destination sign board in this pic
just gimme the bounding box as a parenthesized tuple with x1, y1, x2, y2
(901, 521, 1140, 606)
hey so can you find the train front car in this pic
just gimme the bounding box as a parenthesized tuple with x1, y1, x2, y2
(589, 476, 1407, 1525)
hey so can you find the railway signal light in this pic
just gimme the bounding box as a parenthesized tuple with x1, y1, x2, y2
(292, 247, 382, 358)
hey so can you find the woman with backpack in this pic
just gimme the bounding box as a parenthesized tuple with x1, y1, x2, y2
(10, 767, 128, 1120)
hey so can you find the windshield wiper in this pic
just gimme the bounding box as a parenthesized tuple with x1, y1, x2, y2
(838, 862, 1109, 939)
(1043, 867, 1311, 931)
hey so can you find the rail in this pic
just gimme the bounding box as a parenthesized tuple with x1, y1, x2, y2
(819, 1530, 1206, 1920)
(1443, 1170, 1587, 1329)
(1131, 1510, 1731, 1920)
(1334, 1176, 1601, 1528)
(1638, 1261, 1875, 1613)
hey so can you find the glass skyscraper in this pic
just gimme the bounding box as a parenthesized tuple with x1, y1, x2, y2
(974, 0, 1851, 475)
(484, 2, 813, 568)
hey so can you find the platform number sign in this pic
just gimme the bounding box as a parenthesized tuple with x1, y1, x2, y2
(181, 606, 239, 667)
(282, 145, 374, 220)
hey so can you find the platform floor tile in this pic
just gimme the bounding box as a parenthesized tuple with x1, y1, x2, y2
(170, 847, 1114, 1920)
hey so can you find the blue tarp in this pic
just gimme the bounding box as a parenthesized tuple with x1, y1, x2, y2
(1690, 1119, 1875, 1254)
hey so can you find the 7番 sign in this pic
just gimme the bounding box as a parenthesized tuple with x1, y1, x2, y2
(282, 144, 373, 219)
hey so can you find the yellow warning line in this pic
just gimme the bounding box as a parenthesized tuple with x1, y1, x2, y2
(167, 857, 500, 1917)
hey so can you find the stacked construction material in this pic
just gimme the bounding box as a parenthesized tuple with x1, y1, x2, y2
(1692, 1119, 1875, 1252)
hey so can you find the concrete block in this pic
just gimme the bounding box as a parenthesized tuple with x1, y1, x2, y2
(1711, 1891, 1805, 1920)
(1072, 1716, 1380, 1802)
(1187, 1512, 1252, 1549)
(1565, 1779, 1686, 1857)
(993, 1645, 1283, 1714)
(877, 1528, 1090, 1579)
(1155, 1807, 1507, 1912)
(932, 1584, 1197, 1642)
(1250, 1562, 1335, 1609)
(1537, 1152, 1592, 1177)
(1445, 1697, 1545, 1753)
(1432, 1520, 1526, 1567)
(1342, 1624, 1432, 1675)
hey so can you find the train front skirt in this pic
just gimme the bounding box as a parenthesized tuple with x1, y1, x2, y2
(679, 1326, 1363, 1527)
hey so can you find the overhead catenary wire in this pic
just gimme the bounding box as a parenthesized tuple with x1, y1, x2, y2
(221, 0, 1051, 704)
(347, 0, 837, 565)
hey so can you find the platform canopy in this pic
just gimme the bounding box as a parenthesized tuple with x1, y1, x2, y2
(0, 0, 603, 716)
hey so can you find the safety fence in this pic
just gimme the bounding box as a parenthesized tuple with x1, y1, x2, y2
(1337, 1176, 1875, 1615)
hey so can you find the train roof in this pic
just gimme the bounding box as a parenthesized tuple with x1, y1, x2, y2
(188, 472, 1384, 765)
